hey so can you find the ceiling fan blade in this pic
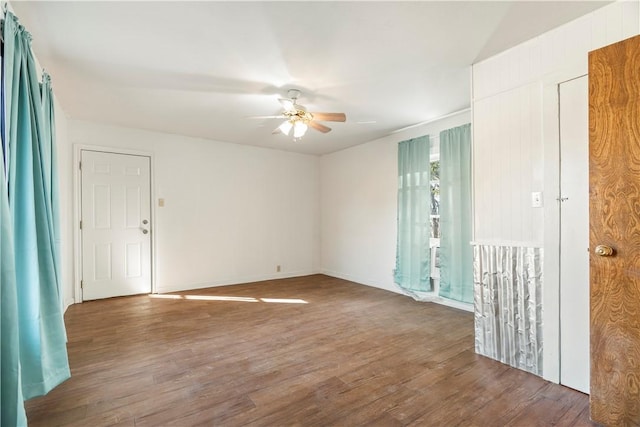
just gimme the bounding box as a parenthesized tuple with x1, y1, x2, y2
(309, 121, 332, 133)
(279, 98, 296, 112)
(311, 112, 346, 122)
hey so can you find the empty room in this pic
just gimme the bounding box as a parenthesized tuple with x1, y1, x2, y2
(2, 1, 639, 426)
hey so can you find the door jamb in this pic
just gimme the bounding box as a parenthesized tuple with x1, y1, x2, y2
(73, 144, 156, 303)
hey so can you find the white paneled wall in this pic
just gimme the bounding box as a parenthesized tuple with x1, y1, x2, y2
(473, 83, 543, 244)
(473, 0, 639, 247)
(473, 1, 639, 101)
(472, 0, 640, 381)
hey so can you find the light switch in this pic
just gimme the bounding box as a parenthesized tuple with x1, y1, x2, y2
(158, 198, 165, 207)
(531, 192, 543, 208)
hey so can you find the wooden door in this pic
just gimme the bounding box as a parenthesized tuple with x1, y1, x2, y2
(81, 150, 152, 300)
(589, 35, 640, 425)
(559, 76, 590, 394)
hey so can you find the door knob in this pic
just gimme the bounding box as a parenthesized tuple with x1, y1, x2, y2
(595, 245, 614, 256)
(142, 229, 148, 235)
(142, 219, 148, 225)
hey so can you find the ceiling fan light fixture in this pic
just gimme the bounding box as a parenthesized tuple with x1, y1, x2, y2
(293, 121, 308, 138)
(278, 120, 293, 135)
(263, 90, 345, 141)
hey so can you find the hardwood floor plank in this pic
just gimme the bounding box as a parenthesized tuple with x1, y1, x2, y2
(24, 275, 595, 426)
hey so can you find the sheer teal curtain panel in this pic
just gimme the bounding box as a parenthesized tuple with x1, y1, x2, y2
(438, 123, 473, 303)
(394, 135, 431, 292)
(3, 10, 70, 404)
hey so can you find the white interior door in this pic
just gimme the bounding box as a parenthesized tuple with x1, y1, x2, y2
(81, 150, 151, 300)
(559, 76, 589, 394)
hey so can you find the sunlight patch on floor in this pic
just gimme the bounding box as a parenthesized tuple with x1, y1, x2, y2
(185, 295, 258, 302)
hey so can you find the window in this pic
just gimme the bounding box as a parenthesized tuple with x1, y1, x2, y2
(429, 158, 441, 289)
(430, 159, 440, 238)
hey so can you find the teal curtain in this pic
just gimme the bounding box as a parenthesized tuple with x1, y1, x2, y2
(1, 131, 27, 427)
(41, 73, 64, 311)
(394, 135, 431, 292)
(2, 10, 70, 415)
(439, 123, 473, 303)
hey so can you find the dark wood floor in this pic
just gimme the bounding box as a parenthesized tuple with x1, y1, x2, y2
(25, 275, 595, 426)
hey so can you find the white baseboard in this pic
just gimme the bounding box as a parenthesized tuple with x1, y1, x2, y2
(320, 269, 473, 312)
(319, 269, 401, 294)
(67, 269, 474, 314)
(430, 296, 473, 312)
(155, 269, 322, 294)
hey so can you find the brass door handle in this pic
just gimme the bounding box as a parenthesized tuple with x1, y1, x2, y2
(595, 245, 614, 256)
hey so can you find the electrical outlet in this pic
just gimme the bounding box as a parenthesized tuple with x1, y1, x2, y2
(276, 265, 281, 272)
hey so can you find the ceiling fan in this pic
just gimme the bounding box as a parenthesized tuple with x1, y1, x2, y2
(259, 89, 346, 140)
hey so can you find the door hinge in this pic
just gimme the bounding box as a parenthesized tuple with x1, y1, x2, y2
(80, 280, 83, 289)
(80, 220, 83, 230)
(79, 161, 82, 170)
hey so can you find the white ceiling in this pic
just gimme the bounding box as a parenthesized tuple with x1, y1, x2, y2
(12, 1, 609, 155)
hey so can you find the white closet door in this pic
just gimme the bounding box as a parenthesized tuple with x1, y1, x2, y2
(559, 76, 589, 394)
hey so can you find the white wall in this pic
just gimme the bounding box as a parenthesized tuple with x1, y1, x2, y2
(54, 99, 75, 310)
(471, 0, 640, 382)
(473, 82, 543, 245)
(66, 120, 320, 295)
(320, 111, 471, 294)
